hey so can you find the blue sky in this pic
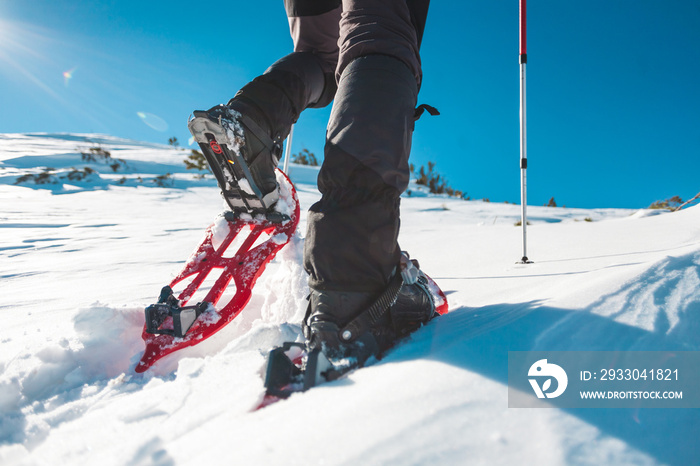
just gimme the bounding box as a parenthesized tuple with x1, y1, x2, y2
(1, 1, 698, 208)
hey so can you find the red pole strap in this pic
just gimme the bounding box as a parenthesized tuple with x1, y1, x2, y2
(520, 0, 527, 59)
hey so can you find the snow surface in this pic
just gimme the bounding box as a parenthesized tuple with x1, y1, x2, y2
(1, 133, 699, 465)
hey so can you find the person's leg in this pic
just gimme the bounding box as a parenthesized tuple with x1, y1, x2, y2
(189, 1, 340, 208)
(232, 0, 342, 138)
(303, 0, 434, 359)
(304, 55, 417, 293)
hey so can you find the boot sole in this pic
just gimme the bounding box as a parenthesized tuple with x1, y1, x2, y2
(188, 111, 279, 213)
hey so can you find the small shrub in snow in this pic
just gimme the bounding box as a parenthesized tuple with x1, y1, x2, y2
(649, 196, 682, 210)
(15, 167, 57, 184)
(152, 173, 173, 187)
(15, 167, 97, 185)
(291, 148, 319, 166)
(80, 146, 110, 162)
(184, 149, 210, 174)
(15, 168, 58, 185)
(65, 167, 96, 181)
(79, 146, 127, 171)
(410, 162, 465, 198)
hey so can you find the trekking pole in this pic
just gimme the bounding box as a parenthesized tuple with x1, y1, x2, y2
(283, 124, 295, 174)
(518, 0, 533, 264)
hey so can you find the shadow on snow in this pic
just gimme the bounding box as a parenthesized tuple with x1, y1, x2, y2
(390, 251, 700, 465)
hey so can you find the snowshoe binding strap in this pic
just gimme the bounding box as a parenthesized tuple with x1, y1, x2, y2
(264, 342, 305, 398)
(338, 272, 404, 344)
(144, 286, 209, 338)
(263, 343, 344, 399)
(337, 253, 427, 343)
(223, 209, 289, 224)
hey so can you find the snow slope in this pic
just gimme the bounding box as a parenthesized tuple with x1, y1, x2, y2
(1, 134, 699, 465)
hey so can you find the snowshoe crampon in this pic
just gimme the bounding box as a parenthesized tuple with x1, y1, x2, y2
(260, 273, 448, 407)
(135, 169, 299, 373)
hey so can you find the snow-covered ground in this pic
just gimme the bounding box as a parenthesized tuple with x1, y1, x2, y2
(1, 133, 699, 465)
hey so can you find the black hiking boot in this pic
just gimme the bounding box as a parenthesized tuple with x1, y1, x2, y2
(264, 256, 436, 396)
(188, 102, 283, 213)
(303, 253, 436, 366)
(304, 289, 380, 367)
(388, 273, 435, 339)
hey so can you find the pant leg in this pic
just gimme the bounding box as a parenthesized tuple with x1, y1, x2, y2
(286, 0, 342, 108)
(303, 0, 426, 293)
(333, 0, 426, 192)
(304, 141, 403, 292)
(336, 0, 426, 87)
(228, 1, 341, 142)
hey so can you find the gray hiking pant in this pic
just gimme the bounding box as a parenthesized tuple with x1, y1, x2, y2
(286, 0, 425, 87)
(236, 0, 429, 293)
